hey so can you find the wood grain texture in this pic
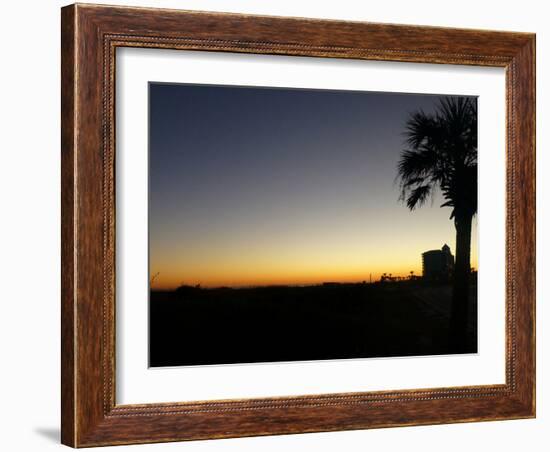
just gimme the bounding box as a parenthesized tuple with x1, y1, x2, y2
(61, 3, 536, 447)
(61, 5, 76, 446)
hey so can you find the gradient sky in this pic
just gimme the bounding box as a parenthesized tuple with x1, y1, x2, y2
(149, 83, 478, 289)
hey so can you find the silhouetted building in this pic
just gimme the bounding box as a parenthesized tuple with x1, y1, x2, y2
(422, 244, 454, 281)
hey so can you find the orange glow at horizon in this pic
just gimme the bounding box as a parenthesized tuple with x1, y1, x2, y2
(150, 232, 479, 290)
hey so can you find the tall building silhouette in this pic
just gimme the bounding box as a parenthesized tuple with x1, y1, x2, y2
(422, 244, 454, 281)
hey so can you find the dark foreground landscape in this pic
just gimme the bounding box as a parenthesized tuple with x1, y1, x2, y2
(149, 279, 477, 367)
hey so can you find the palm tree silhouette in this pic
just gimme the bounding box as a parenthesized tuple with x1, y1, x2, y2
(396, 97, 477, 352)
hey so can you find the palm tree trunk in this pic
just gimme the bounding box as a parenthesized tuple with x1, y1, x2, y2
(450, 212, 473, 353)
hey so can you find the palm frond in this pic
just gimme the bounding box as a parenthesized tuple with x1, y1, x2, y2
(397, 148, 439, 182)
(406, 185, 432, 210)
(403, 111, 438, 149)
(396, 96, 478, 217)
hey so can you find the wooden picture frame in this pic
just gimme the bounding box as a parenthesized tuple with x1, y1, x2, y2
(61, 3, 535, 447)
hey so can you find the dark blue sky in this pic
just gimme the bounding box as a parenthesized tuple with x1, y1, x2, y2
(149, 83, 477, 288)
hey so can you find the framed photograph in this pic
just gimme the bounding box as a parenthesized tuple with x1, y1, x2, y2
(61, 3, 535, 447)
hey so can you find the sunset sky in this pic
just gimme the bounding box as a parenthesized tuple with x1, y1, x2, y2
(149, 83, 478, 289)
